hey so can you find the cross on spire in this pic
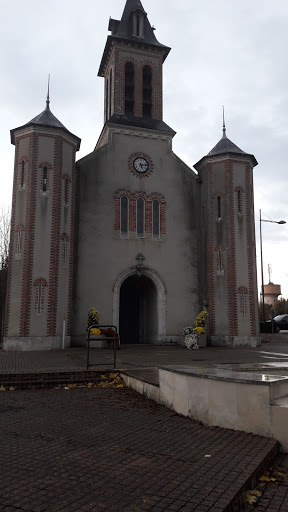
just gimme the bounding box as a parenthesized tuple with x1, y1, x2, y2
(46, 74, 50, 110)
(222, 105, 227, 139)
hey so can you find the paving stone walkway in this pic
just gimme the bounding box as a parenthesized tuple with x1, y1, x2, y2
(1, 336, 288, 511)
(0, 386, 278, 512)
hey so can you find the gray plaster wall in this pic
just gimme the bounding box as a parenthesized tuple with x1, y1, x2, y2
(72, 127, 201, 344)
(56, 141, 74, 336)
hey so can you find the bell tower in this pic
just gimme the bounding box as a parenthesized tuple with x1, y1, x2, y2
(4, 89, 81, 351)
(97, 0, 172, 147)
(195, 118, 260, 347)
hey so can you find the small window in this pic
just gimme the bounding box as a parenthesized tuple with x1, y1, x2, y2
(63, 239, 68, 264)
(133, 12, 144, 37)
(125, 62, 135, 115)
(238, 190, 241, 214)
(21, 161, 25, 188)
(217, 196, 221, 219)
(120, 196, 129, 236)
(37, 283, 43, 314)
(43, 167, 47, 192)
(152, 200, 160, 239)
(16, 229, 22, 255)
(136, 197, 145, 238)
(218, 249, 222, 273)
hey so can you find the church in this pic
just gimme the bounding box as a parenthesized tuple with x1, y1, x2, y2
(3, 0, 260, 351)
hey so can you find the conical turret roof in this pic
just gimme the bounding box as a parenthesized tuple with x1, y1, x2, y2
(11, 97, 81, 150)
(194, 125, 257, 169)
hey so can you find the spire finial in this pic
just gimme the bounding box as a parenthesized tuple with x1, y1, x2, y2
(46, 74, 50, 110)
(222, 105, 227, 138)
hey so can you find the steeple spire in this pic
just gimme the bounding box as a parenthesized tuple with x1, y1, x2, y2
(46, 74, 50, 110)
(222, 105, 226, 139)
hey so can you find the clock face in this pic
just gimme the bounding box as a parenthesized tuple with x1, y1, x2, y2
(133, 157, 149, 174)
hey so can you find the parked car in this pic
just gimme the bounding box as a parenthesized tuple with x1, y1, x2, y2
(273, 314, 288, 331)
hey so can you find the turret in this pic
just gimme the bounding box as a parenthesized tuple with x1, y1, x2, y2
(195, 116, 260, 347)
(4, 86, 81, 350)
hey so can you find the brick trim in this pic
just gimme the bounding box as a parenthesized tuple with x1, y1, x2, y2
(225, 160, 238, 336)
(47, 136, 62, 336)
(245, 164, 257, 335)
(20, 133, 37, 335)
(114, 190, 166, 236)
(207, 163, 215, 336)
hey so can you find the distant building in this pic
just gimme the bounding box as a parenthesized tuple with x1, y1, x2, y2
(261, 283, 282, 306)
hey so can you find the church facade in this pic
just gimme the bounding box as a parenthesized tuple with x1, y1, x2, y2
(3, 0, 260, 351)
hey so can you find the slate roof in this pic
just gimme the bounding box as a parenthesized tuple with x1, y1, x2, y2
(10, 101, 81, 150)
(194, 130, 258, 169)
(107, 113, 175, 134)
(98, 0, 170, 76)
(28, 104, 68, 130)
(207, 133, 246, 157)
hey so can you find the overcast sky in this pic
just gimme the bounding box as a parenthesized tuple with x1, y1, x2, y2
(1, 0, 288, 298)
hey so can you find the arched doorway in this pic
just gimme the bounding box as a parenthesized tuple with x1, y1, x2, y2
(119, 275, 158, 344)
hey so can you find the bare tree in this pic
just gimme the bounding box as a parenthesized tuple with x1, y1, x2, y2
(0, 207, 11, 341)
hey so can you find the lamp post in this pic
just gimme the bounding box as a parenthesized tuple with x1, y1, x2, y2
(259, 210, 286, 330)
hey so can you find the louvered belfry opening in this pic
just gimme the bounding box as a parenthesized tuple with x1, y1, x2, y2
(143, 65, 152, 118)
(125, 62, 135, 115)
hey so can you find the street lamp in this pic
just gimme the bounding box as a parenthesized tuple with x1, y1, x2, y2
(260, 209, 286, 330)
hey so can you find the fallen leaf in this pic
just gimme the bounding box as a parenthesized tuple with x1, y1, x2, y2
(259, 475, 276, 482)
(274, 471, 287, 478)
(245, 491, 258, 504)
(204, 455, 211, 458)
(9, 387, 15, 391)
(0, 386, 6, 392)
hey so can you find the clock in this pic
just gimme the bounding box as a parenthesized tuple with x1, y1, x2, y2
(133, 157, 149, 174)
(128, 153, 153, 178)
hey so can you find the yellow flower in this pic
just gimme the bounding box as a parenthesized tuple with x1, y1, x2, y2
(90, 328, 101, 335)
(194, 327, 205, 334)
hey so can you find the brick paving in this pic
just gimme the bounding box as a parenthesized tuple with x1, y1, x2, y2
(1, 336, 288, 511)
(0, 333, 288, 375)
(244, 454, 288, 511)
(0, 386, 278, 512)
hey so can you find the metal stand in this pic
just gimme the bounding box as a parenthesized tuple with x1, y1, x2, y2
(86, 325, 118, 370)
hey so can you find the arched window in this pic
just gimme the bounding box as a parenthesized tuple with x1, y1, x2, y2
(109, 69, 113, 118)
(34, 278, 47, 314)
(136, 197, 145, 238)
(125, 62, 135, 115)
(152, 200, 160, 239)
(16, 228, 22, 256)
(43, 167, 47, 193)
(21, 161, 25, 188)
(238, 190, 241, 214)
(120, 196, 129, 236)
(143, 65, 152, 118)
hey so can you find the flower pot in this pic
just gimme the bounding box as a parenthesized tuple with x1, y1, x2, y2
(198, 332, 207, 348)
